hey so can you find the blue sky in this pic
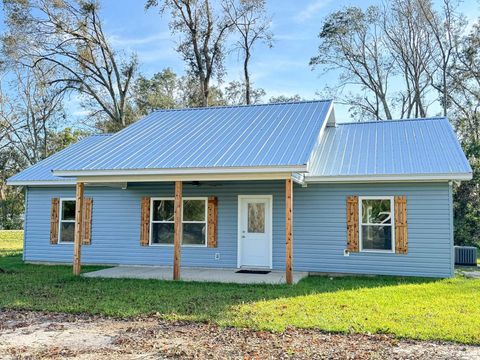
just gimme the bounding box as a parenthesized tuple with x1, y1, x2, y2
(2, 0, 480, 121)
(100, 0, 380, 120)
(99, 0, 480, 120)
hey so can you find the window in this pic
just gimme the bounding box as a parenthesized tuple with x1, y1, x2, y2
(150, 198, 207, 246)
(59, 199, 76, 243)
(248, 202, 265, 233)
(359, 197, 394, 252)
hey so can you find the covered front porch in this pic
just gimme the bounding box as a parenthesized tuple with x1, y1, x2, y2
(83, 266, 308, 284)
(69, 176, 297, 284)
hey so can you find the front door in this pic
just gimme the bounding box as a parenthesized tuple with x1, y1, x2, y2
(238, 196, 272, 269)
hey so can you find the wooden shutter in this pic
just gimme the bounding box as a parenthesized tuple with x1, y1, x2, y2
(82, 198, 93, 245)
(50, 198, 60, 245)
(395, 196, 408, 254)
(207, 197, 218, 248)
(140, 197, 151, 246)
(346, 196, 359, 252)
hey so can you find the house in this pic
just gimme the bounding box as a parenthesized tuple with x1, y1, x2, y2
(7, 100, 472, 282)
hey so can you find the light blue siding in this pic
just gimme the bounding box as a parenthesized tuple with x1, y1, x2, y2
(24, 181, 453, 278)
(24, 181, 287, 269)
(294, 182, 453, 277)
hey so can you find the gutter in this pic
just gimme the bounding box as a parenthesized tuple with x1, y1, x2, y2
(305, 173, 473, 183)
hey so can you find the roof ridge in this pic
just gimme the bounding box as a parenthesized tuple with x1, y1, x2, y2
(151, 99, 333, 113)
(91, 133, 114, 137)
(338, 117, 447, 126)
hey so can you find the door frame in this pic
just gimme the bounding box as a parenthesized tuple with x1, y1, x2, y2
(237, 195, 273, 269)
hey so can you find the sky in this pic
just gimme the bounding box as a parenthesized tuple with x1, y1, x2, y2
(2, 0, 480, 122)
(100, 0, 381, 120)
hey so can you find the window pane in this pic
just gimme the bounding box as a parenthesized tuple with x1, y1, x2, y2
(362, 199, 391, 224)
(152, 200, 174, 221)
(151, 223, 174, 244)
(248, 203, 265, 233)
(183, 200, 206, 221)
(60, 222, 75, 242)
(362, 225, 392, 250)
(62, 201, 76, 221)
(182, 223, 206, 245)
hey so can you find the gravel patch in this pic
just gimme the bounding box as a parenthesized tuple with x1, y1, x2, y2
(0, 310, 479, 359)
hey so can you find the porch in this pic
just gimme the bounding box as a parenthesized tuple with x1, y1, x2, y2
(83, 266, 308, 284)
(69, 178, 296, 283)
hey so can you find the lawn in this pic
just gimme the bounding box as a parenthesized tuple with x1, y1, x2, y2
(1, 231, 480, 345)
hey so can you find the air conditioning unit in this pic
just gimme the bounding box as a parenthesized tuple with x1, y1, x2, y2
(454, 246, 478, 266)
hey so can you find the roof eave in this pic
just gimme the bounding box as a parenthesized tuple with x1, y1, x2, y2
(305, 172, 473, 183)
(6, 180, 77, 186)
(53, 165, 308, 178)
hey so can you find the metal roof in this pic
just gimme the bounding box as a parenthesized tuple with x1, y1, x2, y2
(7, 135, 111, 185)
(52, 100, 333, 174)
(8, 103, 472, 185)
(307, 117, 472, 180)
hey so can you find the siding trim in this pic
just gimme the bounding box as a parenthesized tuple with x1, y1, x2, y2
(306, 173, 471, 183)
(448, 181, 454, 277)
(23, 187, 28, 261)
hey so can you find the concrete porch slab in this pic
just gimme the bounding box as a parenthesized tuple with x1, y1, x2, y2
(82, 266, 308, 284)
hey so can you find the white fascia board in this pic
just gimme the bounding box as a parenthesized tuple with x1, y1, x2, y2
(53, 165, 307, 177)
(6, 180, 76, 186)
(77, 172, 294, 183)
(305, 173, 473, 183)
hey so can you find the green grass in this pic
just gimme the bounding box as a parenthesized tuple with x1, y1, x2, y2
(0, 230, 23, 256)
(1, 231, 480, 344)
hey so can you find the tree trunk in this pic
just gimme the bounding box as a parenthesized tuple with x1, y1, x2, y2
(202, 78, 209, 107)
(244, 51, 251, 105)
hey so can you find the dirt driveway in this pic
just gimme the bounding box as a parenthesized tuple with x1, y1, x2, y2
(0, 310, 479, 359)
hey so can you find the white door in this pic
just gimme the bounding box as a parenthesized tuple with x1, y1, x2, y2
(238, 196, 272, 269)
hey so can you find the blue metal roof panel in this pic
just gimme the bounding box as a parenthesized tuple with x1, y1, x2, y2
(7, 135, 111, 183)
(53, 100, 333, 171)
(307, 118, 472, 178)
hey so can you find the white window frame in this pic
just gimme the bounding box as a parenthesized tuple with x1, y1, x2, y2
(58, 197, 76, 244)
(359, 196, 395, 253)
(149, 197, 208, 247)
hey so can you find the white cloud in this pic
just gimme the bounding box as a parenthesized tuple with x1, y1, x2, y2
(294, 0, 333, 23)
(108, 31, 171, 47)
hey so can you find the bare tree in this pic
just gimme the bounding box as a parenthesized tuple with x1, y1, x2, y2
(419, 0, 465, 116)
(146, 0, 236, 107)
(310, 6, 395, 120)
(0, 65, 65, 165)
(2, 0, 138, 131)
(449, 21, 480, 142)
(224, 0, 272, 104)
(311, 1, 467, 120)
(383, 0, 436, 118)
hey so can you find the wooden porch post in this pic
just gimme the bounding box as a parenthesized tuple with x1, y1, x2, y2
(173, 181, 182, 280)
(286, 178, 293, 284)
(73, 182, 84, 276)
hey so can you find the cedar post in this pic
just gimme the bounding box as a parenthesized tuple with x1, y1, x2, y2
(173, 181, 182, 280)
(73, 182, 84, 276)
(286, 178, 293, 284)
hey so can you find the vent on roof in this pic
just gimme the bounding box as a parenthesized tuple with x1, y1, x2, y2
(455, 246, 477, 266)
